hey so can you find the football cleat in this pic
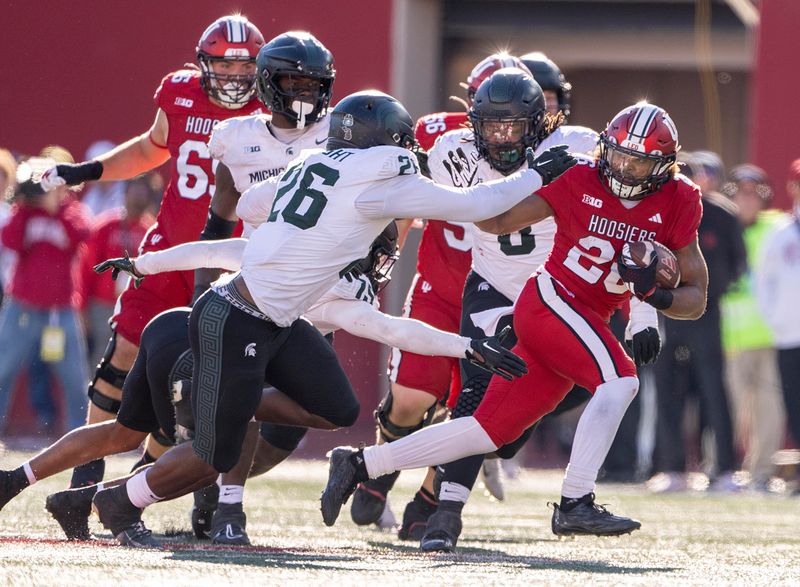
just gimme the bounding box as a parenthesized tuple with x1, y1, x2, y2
(320, 447, 368, 527)
(93, 486, 160, 548)
(191, 483, 220, 539)
(419, 510, 463, 553)
(551, 493, 641, 536)
(0, 469, 27, 512)
(398, 497, 435, 541)
(115, 520, 162, 549)
(45, 486, 96, 541)
(211, 502, 251, 546)
(350, 471, 400, 526)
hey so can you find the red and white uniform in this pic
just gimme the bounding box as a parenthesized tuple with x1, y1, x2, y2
(111, 69, 262, 345)
(388, 112, 471, 402)
(474, 159, 702, 446)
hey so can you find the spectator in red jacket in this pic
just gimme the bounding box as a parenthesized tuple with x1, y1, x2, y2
(79, 174, 157, 371)
(0, 156, 91, 433)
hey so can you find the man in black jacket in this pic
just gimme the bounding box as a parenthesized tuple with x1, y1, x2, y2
(648, 151, 747, 492)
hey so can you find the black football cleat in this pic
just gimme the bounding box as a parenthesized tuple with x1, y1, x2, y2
(211, 502, 251, 546)
(398, 495, 437, 541)
(93, 486, 161, 549)
(0, 469, 27, 512)
(45, 486, 96, 541)
(350, 471, 400, 526)
(419, 510, 463, 552)
(551, 493, 641, 537)
(191, 483, 220, 540)
(320, 447, 368, 527)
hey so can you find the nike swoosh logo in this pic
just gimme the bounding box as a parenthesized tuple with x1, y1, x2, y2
(315, 138, 328, 145)
(481, 341, 495, 353)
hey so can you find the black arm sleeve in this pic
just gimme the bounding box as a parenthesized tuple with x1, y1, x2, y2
(199, 208, 237, 241)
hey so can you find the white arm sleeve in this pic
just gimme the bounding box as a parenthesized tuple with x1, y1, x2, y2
(313, 298, 471, 357)
(754, 234, 779, 329)
(134, 239, 246, 275)
(354, 169, 543, 222)
(236, 177, 281, 227)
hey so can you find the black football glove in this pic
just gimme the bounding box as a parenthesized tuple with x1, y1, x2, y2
(466, 326, 528, 381)
(93, 251, 143, 289)
(526, 144, 577, 186)
(626, 327, 661, 366)
(616, 252, 658, 300)
(412, 145, 432, 179)
(40, 160, 103, 191)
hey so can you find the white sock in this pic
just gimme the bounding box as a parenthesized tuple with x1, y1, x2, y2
(22, 462, 37, 486)
(561, 377, 639, 498)
(125, 470, 163, 509)
(218, 484, 244, 504)
(439, 481, 471, 504)
(363, 417, 498, 478)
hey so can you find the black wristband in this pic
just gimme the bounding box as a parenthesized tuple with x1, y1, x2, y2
(645, 287, 673, 310)
(61, 160, 104, 185)
(199, 209, 237, 241)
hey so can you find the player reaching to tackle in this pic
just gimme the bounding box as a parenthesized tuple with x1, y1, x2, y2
(84, 90, 576, 548)
(321, 102, 709, 542)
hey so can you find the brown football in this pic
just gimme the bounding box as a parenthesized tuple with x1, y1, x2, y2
(620, 240, 681, 289)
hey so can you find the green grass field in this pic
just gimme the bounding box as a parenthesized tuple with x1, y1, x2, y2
(1, 448, 798, 586)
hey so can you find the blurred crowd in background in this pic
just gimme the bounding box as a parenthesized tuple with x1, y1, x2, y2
(1, 140, 799, 494)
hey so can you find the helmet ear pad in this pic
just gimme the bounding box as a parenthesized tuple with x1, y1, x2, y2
(469, 68, 547, 174)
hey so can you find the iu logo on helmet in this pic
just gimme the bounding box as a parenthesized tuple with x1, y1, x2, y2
(244, 343, 257, 357)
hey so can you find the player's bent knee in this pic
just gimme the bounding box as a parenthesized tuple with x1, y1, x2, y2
(375, 390, 437, 442)
(330, 401, 359, 428)
(596, 376, 639, 402)
(107, 422, 148, 452)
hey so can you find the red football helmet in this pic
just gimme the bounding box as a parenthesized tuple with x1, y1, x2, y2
(197, 15, 265, 108)
(461, 53, 532, 104)
(599, 102, 679, 200)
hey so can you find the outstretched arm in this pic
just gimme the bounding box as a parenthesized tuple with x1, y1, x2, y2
(474, 194, 554, 235)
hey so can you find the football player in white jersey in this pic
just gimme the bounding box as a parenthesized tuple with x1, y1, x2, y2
(190, 31, 335, 541)
(415, 67, 600, 551)
(87, 90, 577, 547)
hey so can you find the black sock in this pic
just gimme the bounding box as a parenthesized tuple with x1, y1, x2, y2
(560, 492, 593, 512)
(365, 470, 400, 493)
(10, 467, 30, 493)
(349, 450, 369, 482)
(438, 499, 465, 515)
(70, 459, 105, 488)
(129, 451, 157, 473)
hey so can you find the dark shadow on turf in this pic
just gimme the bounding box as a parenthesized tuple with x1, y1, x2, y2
(367, 540, 678, 575)
(166, 547, 366, 571)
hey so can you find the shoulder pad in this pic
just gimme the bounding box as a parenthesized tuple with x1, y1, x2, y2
(153, 69, 201, 110)
(207, 115, 262, 161)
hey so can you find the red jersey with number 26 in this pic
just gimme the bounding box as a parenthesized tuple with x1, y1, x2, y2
(413, 112, 473, 306)
(153, 69, 262, 246)
(536, 158, 702, 321)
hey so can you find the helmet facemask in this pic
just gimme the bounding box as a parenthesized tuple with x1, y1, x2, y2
(199, 56, 257, 109)
(471, 111, 544, 174)
(257, 70, 334, 129)
(599, 134, 675, 200)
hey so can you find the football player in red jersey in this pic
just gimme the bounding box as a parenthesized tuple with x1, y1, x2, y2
(323, 102, 709, 541)
(349, 53, 533, 537)
(38, 15, 265, 499)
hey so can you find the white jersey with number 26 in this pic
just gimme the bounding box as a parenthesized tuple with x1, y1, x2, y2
(237, 145, 544, 325)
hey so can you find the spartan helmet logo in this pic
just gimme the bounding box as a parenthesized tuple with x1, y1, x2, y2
(244, 342, 257, 357)
(342, 113, 354, 141)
